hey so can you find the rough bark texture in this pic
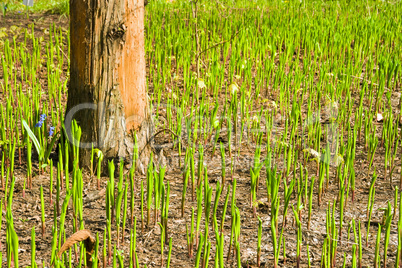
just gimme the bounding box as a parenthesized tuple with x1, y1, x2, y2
(68, 0, 151, 170)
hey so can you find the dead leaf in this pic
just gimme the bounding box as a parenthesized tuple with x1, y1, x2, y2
(58, 230, 96, 266)
(376, 113, 383, 122)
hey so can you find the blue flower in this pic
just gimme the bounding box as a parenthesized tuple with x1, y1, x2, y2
(35, 114, 47, 128)
(49, 126, 55, 137)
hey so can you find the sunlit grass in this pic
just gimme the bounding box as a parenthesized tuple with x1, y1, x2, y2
(0, 0, 402, 266)
(1, 0, 69, 15)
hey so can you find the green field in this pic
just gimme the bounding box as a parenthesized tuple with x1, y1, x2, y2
(0, 0, 402, 267)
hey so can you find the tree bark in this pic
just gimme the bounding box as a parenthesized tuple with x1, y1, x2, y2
(67, 0, 152, 170)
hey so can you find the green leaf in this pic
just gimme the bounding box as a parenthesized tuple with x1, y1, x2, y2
(22, 120, 43, 160)
(44, 131, 59, 161)
(0, 140, 9, 146)
(212, 119, 219, 129)
(11, 229, 19, 267)
(94, 148, 104, 161)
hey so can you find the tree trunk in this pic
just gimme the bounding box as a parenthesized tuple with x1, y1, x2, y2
(67, 0, 152, 171)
